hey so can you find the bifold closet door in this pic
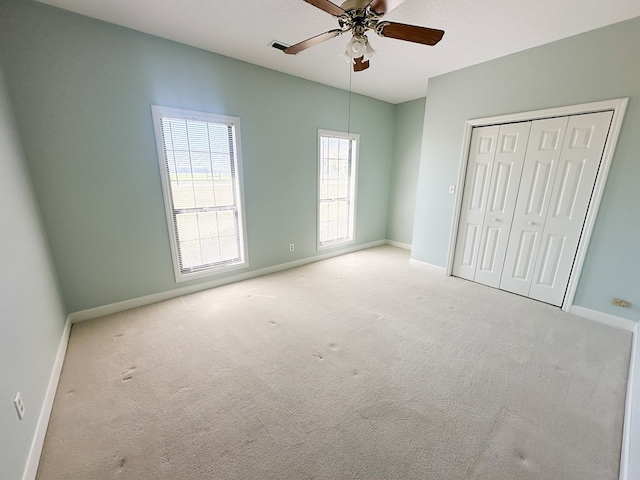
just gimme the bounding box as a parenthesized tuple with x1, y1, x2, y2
(473, 122, 531, 287)
(452, 125, 499, 281)
(499, 117, 569, 297)
(453, 123, 531, 285)
(528, 111, 613, 306)
(500, 111, 613, 306)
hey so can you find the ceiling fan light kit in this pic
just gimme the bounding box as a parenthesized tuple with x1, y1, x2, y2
(283, 0, 444, 72)
(344, 34, 375, 62)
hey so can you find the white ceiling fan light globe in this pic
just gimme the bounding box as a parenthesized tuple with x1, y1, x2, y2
(344, 34, 374, 61)
(351, 42, 363, 55)
(363, 40, 375, 61)
(350, 36, 365, 56)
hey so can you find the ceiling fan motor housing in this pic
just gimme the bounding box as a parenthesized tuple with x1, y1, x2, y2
(338, 5, 381, 36)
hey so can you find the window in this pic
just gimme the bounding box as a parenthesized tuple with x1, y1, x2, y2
(317, 130, 358, 248)
(151, 106, 247, 281)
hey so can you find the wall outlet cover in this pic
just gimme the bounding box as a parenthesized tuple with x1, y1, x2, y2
(612, 298, 629, 307)
(14, 392, 25, 420)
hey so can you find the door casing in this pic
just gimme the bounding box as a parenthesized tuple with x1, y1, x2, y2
(446, 98, 628, 311)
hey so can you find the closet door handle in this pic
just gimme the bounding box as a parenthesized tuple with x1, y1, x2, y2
(528, 221, 537, 226)
(492, 218, 501, 222)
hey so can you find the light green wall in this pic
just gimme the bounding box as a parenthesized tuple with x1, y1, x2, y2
(387, 98, 426, 246)
(0, 64, 67, 480)
(0, 1, 395, 313)
(412, 16, 640, 321)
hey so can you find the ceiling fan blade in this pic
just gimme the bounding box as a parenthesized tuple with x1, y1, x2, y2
(284, 29, 344, 55)
(377, 22, 444, 46)
(302, 0, 346, 17)
(368, 0, 407, 15)
(353, 56, 370, 72)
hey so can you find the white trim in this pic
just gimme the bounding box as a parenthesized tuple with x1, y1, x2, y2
(408, 258, 446, 274)
(446, 123, 473, 276)
(446, 98, 629, 311)
(150, 105, 250, 283)
(562, 99, 628, 310)
(569, 305, 637, 332)
(462, 98, 628, 127)
(68, 240, 386, 323)
(620, 322, 638, 480)
(22, 316, 71, 480)
(317, 129, 359, 251)
(386, 240, 411, 250)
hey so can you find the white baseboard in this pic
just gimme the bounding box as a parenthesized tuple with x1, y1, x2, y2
(22, 315, 71, 480)
(620, 323, 639, 480)
(408, 257, 446, 274)
(569, 305, 637, 332)
(68, 240, 386, 323)
(385, 240, 411, 250)
(571, 306, 640, 480)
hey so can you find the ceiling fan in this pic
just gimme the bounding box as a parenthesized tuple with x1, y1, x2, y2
(283, 0, 445, 72)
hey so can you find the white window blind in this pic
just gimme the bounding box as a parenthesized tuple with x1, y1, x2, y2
(152, 106, 247, 281)
(318, 130, 358, 248)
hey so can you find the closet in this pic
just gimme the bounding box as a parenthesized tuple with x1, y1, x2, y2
(452, 111, 613, 307)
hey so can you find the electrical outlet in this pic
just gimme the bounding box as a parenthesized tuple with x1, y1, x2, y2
(14, 392, 25, 420)
(448, 185, 456, 194)
(612, 298, 629, 307)
(289, 244, 295, 252)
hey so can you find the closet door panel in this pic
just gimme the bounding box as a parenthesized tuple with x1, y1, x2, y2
(475, 122, 531, 288)
(529, 111, 613, 306)
(452, 126, 499, 280)
(500, 117, 569, 296)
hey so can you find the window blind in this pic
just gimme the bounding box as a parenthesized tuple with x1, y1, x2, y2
(152, 107, 247, 280)
(318, 131, 358, 248)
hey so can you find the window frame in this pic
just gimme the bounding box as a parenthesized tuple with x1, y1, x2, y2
(316, 129, 359, 251)
(151, 105, 249, 283)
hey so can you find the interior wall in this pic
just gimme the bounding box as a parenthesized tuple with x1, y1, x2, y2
(386, 98, 426, 246)
(411, 16, 640, 321)
(0, 1, 395, 314)
(0, 64, 67, 480)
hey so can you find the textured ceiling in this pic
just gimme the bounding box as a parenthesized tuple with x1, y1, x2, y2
(37, 0, 640, 104)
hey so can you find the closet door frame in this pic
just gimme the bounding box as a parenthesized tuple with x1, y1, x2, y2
(446, 98, 628, 311)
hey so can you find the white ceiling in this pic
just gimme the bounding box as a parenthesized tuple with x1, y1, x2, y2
(37, 0, 640, 104)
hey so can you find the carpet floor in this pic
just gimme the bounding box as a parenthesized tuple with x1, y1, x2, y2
(37, 246, 632, 479)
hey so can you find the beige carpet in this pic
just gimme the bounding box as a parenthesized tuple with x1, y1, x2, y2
(37, 246, 631, 479)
